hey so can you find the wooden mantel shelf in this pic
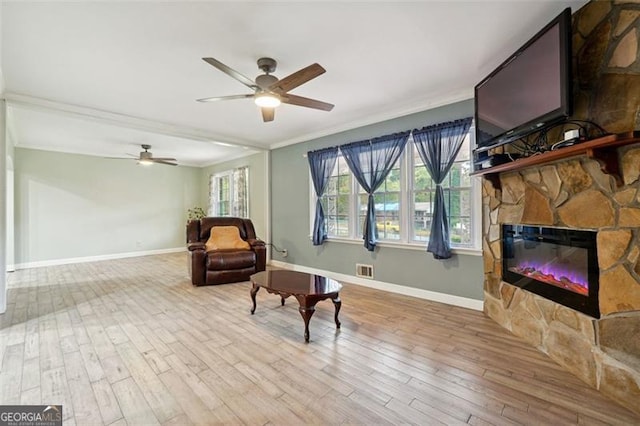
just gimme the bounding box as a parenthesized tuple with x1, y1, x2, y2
(471, 131, 640, 189)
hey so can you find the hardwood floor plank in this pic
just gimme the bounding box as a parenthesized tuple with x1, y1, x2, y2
(78, 343, 106, 383)
(115, 341, 182, 423)
(23, 319, 40, 360)
(41, 366, 74, 421)
(0, 343, 24, 404)
(104, 324, 130, 346)
(21, 356, 40, 392)
(220, 393, 271, 425)
(137, 325, 173, 356)
(158, 370, 213, 426)
(143, 350, 171, 375)
(271, 358, 354, 397)
(91, 378, 123, 425)
(164, 354, 223, 410)
(39, 318, 64, 371)
(166, 340, 208, 374)
(100, 354, 131, 384)
(112, 377, 160, 426)
(63, 350, 103, 425)
(20, 385, 41, 405)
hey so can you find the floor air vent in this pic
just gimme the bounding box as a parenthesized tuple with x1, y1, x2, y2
(356, 264, 374, 279)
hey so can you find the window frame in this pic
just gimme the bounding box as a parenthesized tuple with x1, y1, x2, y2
(209, 167, 249, 218)
(309, 127, 482, 254)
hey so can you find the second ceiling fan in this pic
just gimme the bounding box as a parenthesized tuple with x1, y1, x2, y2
(197, 57, 334, 122)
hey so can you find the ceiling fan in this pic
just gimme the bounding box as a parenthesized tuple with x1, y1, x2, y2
(197, 57, 334, 122)
(129, 144, 177, 166)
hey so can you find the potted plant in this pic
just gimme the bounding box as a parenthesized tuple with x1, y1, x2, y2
(187, 206, 206, 221)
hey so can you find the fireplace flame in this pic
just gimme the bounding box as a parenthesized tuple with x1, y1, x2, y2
(509, 263, 588, 296)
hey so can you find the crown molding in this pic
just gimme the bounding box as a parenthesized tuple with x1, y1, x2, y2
(4, 93, 266, 151)
(268, 89, 473, 150)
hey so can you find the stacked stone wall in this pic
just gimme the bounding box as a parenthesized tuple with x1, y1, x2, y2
(482, 1, 640, 415)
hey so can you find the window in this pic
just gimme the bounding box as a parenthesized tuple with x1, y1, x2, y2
(321, 156, 352, 237)
(316, 130, 478, 250)
(359, 161, 402, 241)
(411, 134, 473, 246)
(209, 166, 249, 217)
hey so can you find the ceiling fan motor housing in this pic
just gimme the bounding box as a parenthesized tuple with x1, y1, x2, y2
(257, 57, 277, 74)
(255, 74, 278, 89)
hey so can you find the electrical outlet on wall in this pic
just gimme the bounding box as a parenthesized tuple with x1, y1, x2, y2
(136, 241, 142, 249)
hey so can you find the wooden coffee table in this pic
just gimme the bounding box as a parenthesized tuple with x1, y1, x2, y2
(250, 270, 342, 342)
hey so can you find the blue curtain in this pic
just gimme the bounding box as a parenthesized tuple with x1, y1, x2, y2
(413, 118, 472, 259)
(308, 146, 339, 245)
(341, 131, 410, 251)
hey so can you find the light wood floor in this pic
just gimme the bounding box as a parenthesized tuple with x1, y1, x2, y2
(1, 253, 638, 425)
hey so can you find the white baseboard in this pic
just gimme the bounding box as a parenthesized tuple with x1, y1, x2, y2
(268, 260, 483, 311)
(13, 247, 186, 270)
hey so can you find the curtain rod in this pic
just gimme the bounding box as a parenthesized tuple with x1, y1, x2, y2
(302, 117, 472, 158)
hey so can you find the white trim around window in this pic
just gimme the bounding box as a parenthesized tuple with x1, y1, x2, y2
(308, 128, 482, 254)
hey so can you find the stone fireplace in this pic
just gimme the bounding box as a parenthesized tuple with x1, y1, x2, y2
(481, 1, 640, 415)
(482, 151, 640, 415)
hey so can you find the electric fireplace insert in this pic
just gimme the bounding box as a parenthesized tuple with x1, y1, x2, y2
(502, 224, 600, 318)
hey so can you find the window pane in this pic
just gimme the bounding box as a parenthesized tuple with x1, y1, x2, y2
(410, 131, 473, 247)
(450, 216, 472, 245)
(413, 161, 433, 190)
(322, 155, 352, 237)
(413, 191, 432, 241)
(376, 192, 400, 240)
(357, 194, 368, 234)
(220, 201, 229, 216)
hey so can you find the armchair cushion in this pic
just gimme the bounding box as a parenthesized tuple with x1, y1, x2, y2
(205, 226, 251, 251)
(206, 250, 256, 271)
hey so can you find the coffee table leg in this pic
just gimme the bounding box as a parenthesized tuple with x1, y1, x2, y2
(250, 285, 260, 314)
(281, 296, 285, 306)
(332, 296, 341, 329)
(298, 306, 315, 343)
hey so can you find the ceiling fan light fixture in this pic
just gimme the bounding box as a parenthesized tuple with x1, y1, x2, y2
(254, 92, 281, 108)
(138, 159, 153, 166)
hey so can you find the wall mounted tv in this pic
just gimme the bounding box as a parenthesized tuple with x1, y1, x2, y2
(475, 8, 572, 152)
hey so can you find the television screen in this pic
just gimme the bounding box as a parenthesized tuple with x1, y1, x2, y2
(475, 8, 572, 151)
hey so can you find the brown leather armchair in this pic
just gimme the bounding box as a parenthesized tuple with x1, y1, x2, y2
(187, 217, 266, 286)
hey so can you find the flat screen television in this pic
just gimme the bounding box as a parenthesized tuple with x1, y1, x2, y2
(474, 8, 572, 152)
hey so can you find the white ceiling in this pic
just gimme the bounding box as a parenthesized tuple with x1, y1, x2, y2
(2, 1, 587, 167)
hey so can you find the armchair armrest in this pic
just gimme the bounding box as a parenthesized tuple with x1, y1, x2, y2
(188, 242, 206, 252)
(248, 239, 267, 272)
(247, 239, 266, 248)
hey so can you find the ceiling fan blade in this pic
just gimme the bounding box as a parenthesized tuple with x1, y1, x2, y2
(282, 94, 334, 111)
(152, 159, 178, 166)
(270, 63, 326, 93)
(202, 58, 258, 90)
(151, 157, 178, 162)
(261, 107, 275, 122)
(197, 94, 254, 103)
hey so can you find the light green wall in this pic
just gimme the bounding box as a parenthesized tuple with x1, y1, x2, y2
(271, 99, 484, 300)
(199, 151, 269, 240)
(15, 148, 201, 264)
